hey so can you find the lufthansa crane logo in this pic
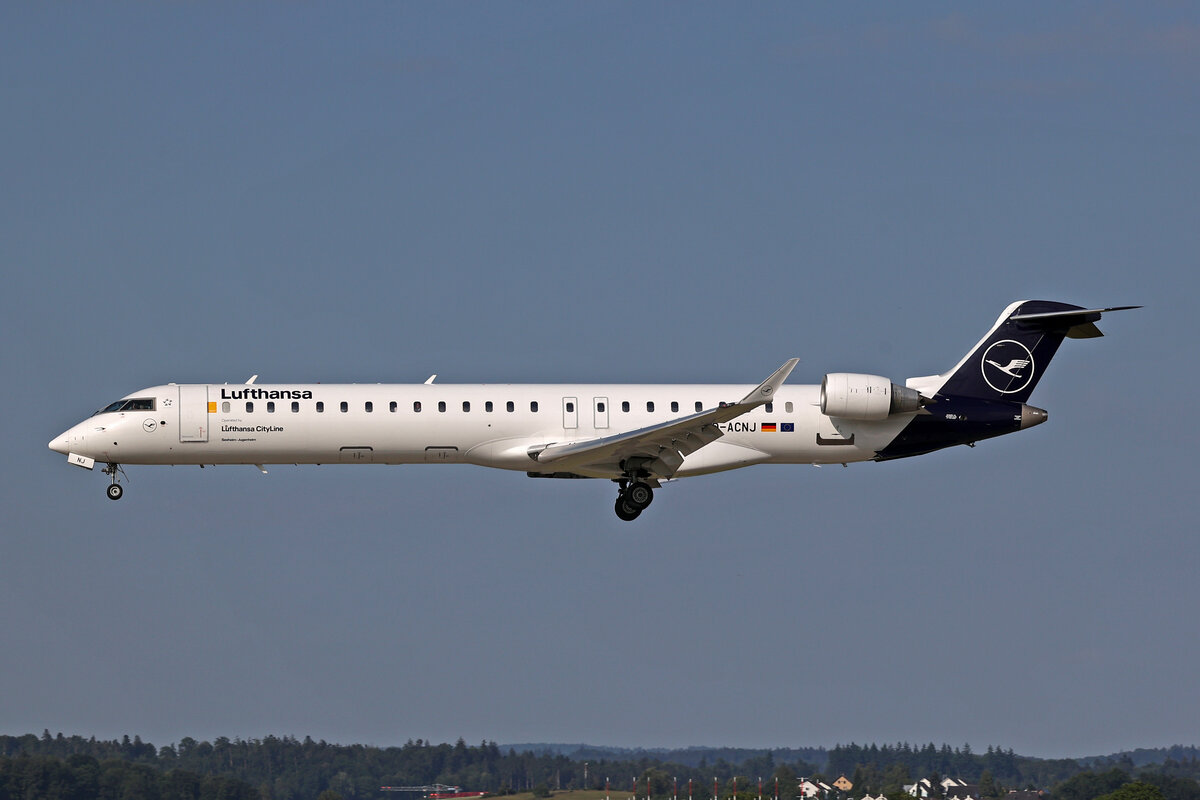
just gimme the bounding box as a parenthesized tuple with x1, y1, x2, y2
(981, 340, 1035, 394)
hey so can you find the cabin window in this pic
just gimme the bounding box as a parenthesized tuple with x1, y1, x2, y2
(670, 401, 679, 413)
(785, 401, 793, 413)
(438, 401, 446, 412)
(695, 401, 703, 412)
(316, 402, 324, 413)
(597, 402, 605, 412)
(266, 401, 275, 413)
(292, 401, 300, 413)
(646, 401, 655, 412)
(246, 402, 254, 413)
(622, 401, 630, 412)
(530, 401, 539, 412)
(565, 401, 574, 413)
(340, 401, 348, 413)
(222, 401, 230, 413)
(413, 401, 422, 413)
(765, 402, 773, 413)
(485, 401, 494, 412)
(365, 401, 373, 412)
(463, 401, 471, 412)
(390, 401, 397, 412)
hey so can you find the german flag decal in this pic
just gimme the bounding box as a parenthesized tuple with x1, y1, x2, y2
(761, 422, 777, 432)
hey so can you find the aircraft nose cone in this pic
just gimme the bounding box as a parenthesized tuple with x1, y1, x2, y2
(49, 430, 70, 454)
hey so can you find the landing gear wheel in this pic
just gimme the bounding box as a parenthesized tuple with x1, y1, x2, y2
(106, 483, 124, 501)
(614, 496, 641, 521)
(625, 481, 653, 509)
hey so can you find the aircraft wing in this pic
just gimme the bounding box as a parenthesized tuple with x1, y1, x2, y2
(531, 359, 799, 479)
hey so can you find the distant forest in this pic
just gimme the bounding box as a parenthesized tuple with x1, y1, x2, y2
(2, 732, 1199, 800)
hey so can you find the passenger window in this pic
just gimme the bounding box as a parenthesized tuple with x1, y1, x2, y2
(463, 401, 470, 412)
(340, 401, 348, 413)
(438, 401, 446, 412)
(765, 402, 773, 413)
(671, 401, 679, 413)
(246, 402, 254, 413)
(565, 402, 574, 413)
(390, 401, 397, 412)
(646, 401, 655, 412)
(413, 401, 422, 413)
(506, 401, 515, 412)
(785, 401, 794, 413)
(485, 401, 493, 412)
(622, 401, 630, 412)
(291, 401, 299, 413)
(695, 401, 703, 412)
(597, 402, 605, 412)
(530, 401, 539, 412)
(220, 401, 229, 413)
(316, 402, 324, 413)
(267, 401, 275, 413)
(365, 401, 373, 412)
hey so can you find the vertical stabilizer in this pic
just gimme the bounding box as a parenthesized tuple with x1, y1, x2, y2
(907, 301, 1135, 403)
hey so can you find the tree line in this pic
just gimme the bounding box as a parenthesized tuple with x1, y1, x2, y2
(0, 752, 258, 800)
(1, 732, 1199, 800)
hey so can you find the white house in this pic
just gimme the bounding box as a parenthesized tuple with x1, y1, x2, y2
(800, 781, 833, 799)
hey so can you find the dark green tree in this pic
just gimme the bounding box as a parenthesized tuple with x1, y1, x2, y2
(1096, 783, 1168, 800)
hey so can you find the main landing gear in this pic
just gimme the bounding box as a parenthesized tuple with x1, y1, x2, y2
(103, 462, 125, 501)
(614, 479, 654, 521)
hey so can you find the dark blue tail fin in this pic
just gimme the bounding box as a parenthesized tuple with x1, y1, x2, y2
(910, 301, 1138, 403)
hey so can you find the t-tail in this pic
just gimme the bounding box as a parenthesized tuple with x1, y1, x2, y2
(877, 300, 1139, 460)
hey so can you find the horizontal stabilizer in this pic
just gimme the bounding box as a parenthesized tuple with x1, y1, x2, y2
(1011, 305, 1141, 338)
(1009, 305, 1141, 321)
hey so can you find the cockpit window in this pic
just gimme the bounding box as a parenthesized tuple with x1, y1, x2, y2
(93, 397, 156, 415)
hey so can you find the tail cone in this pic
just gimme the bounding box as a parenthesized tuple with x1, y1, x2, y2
(1020, 404, 1048, 430)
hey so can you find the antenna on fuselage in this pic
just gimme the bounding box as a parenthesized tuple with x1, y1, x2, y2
(246, 374, 258, 384)
(424, 374, 437, 384)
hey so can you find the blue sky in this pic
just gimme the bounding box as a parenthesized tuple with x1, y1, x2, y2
(1, 3, 1196, 760)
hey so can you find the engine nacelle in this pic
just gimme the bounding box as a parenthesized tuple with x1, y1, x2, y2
(821, 373, 924, 420)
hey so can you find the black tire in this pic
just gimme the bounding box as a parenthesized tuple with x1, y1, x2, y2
(626, 481, 653, 509)
(106, 483, 124, 501)
(614, 496, 641, 521)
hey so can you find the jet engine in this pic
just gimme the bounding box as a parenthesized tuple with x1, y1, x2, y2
(821, 373, 925, 420)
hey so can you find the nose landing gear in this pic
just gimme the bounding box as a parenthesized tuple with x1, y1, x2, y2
(103, 462, 125, 500)
(613, 479, 654, 521)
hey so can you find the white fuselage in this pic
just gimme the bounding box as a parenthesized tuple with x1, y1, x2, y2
(51, 382, 909, 479)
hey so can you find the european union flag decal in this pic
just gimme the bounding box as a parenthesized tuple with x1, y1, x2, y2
(781, 422, 795, 432)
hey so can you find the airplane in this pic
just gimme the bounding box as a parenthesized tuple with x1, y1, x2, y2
(49, 300, 1136, 520)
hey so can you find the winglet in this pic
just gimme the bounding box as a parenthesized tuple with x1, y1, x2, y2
(737, 358, 799, 406)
